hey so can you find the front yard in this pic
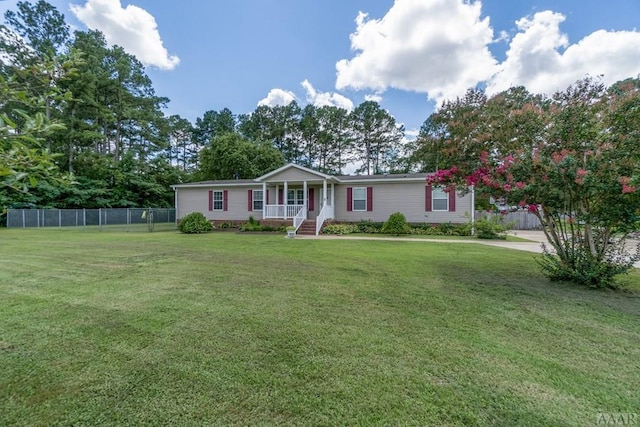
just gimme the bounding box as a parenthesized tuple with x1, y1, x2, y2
(1, 229, 638, 425)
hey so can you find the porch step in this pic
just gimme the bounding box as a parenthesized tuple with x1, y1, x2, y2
(296, 220, 318, 235)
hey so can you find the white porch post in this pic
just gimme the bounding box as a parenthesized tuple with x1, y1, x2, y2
(283, 181, 288, 219)
(322, 179, 327, 208)
(331, 182, 335, 207)
(262, 182, 267, 218)
(303, 180, 308, 217)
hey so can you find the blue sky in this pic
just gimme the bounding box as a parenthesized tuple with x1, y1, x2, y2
(2, 0, 640, 136)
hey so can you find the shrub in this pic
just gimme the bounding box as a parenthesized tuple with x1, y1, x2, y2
(356, 220, 383, 233)
(382, 212, 411, 235)
(322, 223, 358, 235)
(538, 243, 640, 289)
(240, 216, 262, 232)
(178, 212, 213, 234)
(474, 217, 507, 239)
(409, 223, 472, 236)
(436, 222, 459, 236)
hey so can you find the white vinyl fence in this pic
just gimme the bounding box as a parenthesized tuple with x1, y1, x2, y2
(7, 208, 176, 232)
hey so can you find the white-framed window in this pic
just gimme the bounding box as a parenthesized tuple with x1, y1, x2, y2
(287, 189, 304, 205)
(432, 187, 448, 211)
(213, 190, 224, 210)
(352, 187, 367, 211)
(253, 190, 263, 211)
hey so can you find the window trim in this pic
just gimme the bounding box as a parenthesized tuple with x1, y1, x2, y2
(352, 187, 367, 212)
(212, 190, 224, 211)
(252, 189, 264, 211)
(432, 186, 449, 211)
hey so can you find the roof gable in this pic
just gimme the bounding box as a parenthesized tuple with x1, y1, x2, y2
(256, 163, 336, 183)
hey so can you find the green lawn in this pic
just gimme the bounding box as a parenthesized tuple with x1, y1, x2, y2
(1, 229, 638, 426)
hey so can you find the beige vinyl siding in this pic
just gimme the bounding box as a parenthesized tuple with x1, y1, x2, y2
(174, 179, 471, 225)
(176, 186, 267, 221)
(333, 182, 471, 224)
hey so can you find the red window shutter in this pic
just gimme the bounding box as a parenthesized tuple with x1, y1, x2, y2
(223, 190, 228, 211)
(425, 186, 432, 212)
(308, 188, 315, 211)
(448, 188, 456, 212)
(367, 187, 373, 212)
(278, 189, 283, 204)
(208, 190, 213, 211)
(248, 189, 253, 211)
(347, 187, 353, 212)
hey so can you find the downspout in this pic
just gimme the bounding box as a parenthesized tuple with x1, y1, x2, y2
(174, 187, 179, 226)
(470, 185, 475, 236)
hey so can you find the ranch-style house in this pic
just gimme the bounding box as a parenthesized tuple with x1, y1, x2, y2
(172, 163, 472, 235)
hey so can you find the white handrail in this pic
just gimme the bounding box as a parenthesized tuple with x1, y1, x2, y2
(315, 205, 326, 235)
(315, 205, 334, 235)
(292, 206, 306, 231)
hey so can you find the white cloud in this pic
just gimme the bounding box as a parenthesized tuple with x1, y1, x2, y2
(257, 88, 297, 107)
(364, 93, 383, 103)
(336, 1, 640, 106)
(335, 0, 497, 105)
(487, 11, 640, 95)
(301, 79, 354, 110)
(70, 0, 179, 70)
(404, 128, 419, 139)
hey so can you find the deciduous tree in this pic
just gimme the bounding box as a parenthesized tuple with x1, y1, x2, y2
(428, 78, 640, 288)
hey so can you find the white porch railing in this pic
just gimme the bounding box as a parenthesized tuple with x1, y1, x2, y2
(292, 207, 306, 231)
(264, 204, 304, 219)
(315, 205, 334, 236)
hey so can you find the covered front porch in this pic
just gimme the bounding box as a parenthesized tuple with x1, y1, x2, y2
(255, 164, 338, 235)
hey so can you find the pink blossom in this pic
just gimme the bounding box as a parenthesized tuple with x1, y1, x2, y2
(622, 184, 636, 194)
(619, 176, 632, 185)
(504, 184, 512, 191)
(527, 204, 539, 213)
(516, 182, 526, 189)
(552, 152, 565, 164)
(576, 169, 588, 177)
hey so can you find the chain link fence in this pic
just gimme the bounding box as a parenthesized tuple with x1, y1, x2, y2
(7, 208, 176, 232)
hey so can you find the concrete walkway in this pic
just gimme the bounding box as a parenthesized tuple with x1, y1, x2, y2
(296, 230, 640, 267)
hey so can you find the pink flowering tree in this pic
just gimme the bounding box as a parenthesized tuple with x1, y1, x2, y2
(423, 78, 640, 288)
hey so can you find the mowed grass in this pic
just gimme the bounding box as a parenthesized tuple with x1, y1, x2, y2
(1, 229, 639, 426)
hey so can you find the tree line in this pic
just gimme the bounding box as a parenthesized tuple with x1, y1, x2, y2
(0, 1, 413, 217)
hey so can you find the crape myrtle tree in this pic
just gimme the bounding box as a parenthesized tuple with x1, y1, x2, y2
(426, 77, 640, 288)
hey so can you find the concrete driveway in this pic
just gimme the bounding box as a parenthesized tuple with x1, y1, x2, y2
(302, 230, 640, 267)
